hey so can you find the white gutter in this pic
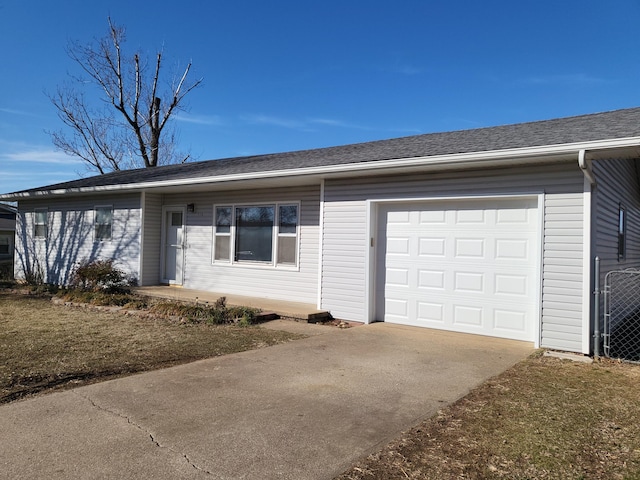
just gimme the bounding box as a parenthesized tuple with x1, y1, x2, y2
(578, 149, 596, 185)
(3, 136, 639, 199)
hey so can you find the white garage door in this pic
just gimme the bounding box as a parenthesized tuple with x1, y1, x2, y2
(377, 198, 539, 342)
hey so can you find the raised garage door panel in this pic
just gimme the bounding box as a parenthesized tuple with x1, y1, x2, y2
(378, 198, 538, 341)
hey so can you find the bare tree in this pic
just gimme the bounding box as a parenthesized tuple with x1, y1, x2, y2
(48, 18, 202, 174)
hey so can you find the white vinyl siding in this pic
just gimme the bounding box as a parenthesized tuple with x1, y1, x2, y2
(163, 185, 320, 304)
(541, 192, 584, 352)
(15, 194, 142, 285)
(321, 163, 585, 352)
(140, 193, 162, 286)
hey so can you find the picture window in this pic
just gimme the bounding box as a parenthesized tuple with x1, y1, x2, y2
(213, 203, 299, 267)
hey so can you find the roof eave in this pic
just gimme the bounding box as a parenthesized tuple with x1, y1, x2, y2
(3, 136, 640, 201)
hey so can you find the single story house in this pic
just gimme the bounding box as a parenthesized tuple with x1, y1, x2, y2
(0, 203, 17, 277)
(2, 107, 640, 354)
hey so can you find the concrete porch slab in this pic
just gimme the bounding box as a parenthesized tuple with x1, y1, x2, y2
(134, 286, 330, 321)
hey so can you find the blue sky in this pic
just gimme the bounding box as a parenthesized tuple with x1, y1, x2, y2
(2, 0, 640, 194)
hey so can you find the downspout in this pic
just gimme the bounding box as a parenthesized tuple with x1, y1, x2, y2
(578, 149, 599, 356)
(578, 149, 596, 186)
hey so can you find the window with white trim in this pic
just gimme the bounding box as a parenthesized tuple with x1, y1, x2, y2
(94, 206, 113, 241)
(34, 209, 47, 239)
(214, 206, 232, 261)
(213, 203, 299, 267)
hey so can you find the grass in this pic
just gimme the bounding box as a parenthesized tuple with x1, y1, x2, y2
(0, 291, 303, 404)
(337, 353, 640, 479)
(4, 289, 640, 478)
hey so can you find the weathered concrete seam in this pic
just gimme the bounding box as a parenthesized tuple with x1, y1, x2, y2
(73, 391, 213, 475)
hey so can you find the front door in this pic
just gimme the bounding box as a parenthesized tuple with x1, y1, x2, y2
(162, 207, 185, 284)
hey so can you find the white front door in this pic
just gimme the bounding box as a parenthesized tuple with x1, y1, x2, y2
(163, 207, 185, 285)
(376, 197, 539, 342)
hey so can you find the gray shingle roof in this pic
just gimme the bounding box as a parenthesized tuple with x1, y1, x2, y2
(7, 107, 640, 195)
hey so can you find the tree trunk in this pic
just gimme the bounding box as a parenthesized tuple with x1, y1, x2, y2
(149, 96, 161, 167)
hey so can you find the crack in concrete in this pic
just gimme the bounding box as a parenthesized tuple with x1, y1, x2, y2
(74, 391, 213, 476)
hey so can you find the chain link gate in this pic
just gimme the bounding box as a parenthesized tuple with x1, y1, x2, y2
(603, 269, 640, 362)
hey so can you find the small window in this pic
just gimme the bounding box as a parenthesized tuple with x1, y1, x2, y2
(95, 206, 113, 241)
(171, 212, 182, 227)
(34, 209, 47, 239)
(618, 204, 626, 261)
(214, 206, 232, 261)
(0, 235, 10, 255)
(277, 205, 298, 265)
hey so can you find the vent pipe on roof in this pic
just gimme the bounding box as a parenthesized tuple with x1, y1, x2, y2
(578, 149, 596, 186)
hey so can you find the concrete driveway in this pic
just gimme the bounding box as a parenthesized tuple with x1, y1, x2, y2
(0, 322, 533, 479)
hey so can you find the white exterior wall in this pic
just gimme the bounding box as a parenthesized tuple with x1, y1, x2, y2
(163, 185, 320, 303)
(321, 163, 586, 352)
(14, 194, 142, 285)
(140, 192, 163, 286)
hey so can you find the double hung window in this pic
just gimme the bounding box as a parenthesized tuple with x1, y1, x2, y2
(214, 203, 299, 267)
(34, 209, 47, 239)
(95, 206, 113, 241)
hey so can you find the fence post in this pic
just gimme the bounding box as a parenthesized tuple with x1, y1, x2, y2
(593, 256, 600, 358)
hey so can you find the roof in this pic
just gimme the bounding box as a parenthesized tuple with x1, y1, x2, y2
(4, 107, 640, 199)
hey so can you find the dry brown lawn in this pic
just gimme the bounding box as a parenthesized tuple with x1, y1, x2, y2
(0, 291, 303, 403)
(337, 353, 640, 480)
(4, 291, 640, 478)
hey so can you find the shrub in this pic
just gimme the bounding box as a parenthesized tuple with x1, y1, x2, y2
(71, 259, 129, 293)
(149, 298, 260, 325)
(58, 289, 147, 308)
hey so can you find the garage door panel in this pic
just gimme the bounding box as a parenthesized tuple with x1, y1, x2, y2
(419, 238, 446, 256)
(455, 209, 485, 223)
(453, 305, 484, 327)
(494, 309, 528, 333)
(454, 238, 485, 258)
(495, 238, 530, 260)
(453, 271, 485, 294)
(418, 269, 445, 289)
(417, 301, 445, 323)
(386, 268, 409, 287)
(419, 211, 446, 223)
(387, 236, 410, 255)
(379, 198, 538, 342)
(494, 273, 528, 296)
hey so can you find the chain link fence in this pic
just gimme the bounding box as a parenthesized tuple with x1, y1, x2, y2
(603, 269, 640, 362)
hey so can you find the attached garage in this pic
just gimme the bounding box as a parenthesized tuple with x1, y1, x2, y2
(375, 197, 540, 342)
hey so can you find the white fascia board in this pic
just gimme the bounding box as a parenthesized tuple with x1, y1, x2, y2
(4, 136, 640, 200)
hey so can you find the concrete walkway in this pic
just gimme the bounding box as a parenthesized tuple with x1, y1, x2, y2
(0, 323, 533, 479)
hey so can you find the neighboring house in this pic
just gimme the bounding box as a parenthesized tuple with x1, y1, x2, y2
(0, 203, 16, 278)
(2, 107, 640, 355)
